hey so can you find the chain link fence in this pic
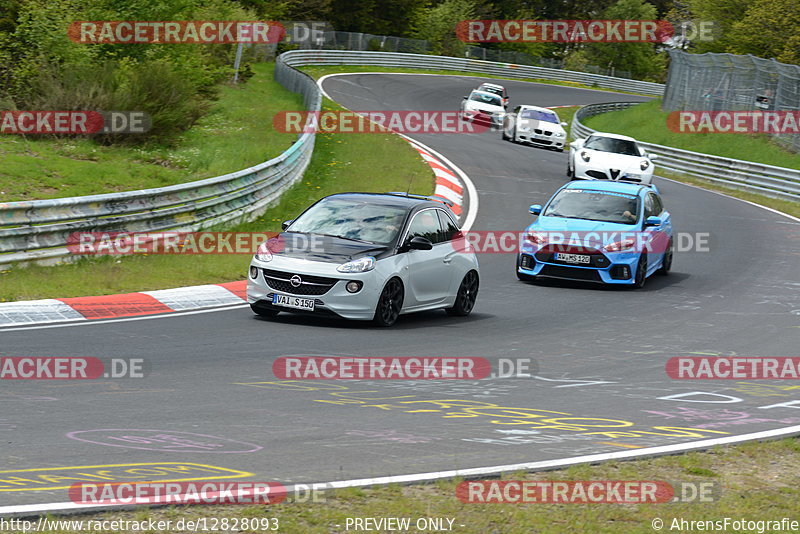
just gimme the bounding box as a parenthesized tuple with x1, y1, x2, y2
(663, 49, 800, 152)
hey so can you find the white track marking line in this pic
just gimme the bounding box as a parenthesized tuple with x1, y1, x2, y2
(0, 304, 250, 332)
(4, 424, 799, 517)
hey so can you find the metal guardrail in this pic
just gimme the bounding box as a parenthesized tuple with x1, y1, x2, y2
(571, 102, 800, 202)
(281, 50, 665, 97)
(0, 58, 321, 267)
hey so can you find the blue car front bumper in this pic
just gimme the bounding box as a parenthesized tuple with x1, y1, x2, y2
(517, 250, 641, 285)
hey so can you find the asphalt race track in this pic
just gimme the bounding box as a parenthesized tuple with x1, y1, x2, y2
(2, 74, 799, 509)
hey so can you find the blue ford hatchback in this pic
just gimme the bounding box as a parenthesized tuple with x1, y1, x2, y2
(517, 181, 673, 288)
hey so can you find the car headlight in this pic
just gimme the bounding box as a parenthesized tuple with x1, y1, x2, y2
(581, 151, 590, 162)
(554, 132, 565, 138)
(337, 256, 375, 273)
(604, 238, 636, 252)
(525, 232, 548, 245)
(640, 159, 650, 170)
(254, 242, 273, 262)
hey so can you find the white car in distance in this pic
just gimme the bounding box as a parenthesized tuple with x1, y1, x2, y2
(460, 90, 506, 129)
(502, 105, 568, 150)
(568, 132, 658, 184)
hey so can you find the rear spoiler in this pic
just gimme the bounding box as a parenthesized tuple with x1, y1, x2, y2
(385, 192, 455, 208)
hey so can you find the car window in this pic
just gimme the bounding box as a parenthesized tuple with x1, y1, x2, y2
(519, 109, 559, 123)
(469, 92, 502, 106)
(651, 193, 664, 215)
(288, 197, 407, 245)
(644, 194, 655, 218)
(543, 189, 640, 225)
(437, 210, 460, 242)
(584, 136, 640, 156)
(406, 209, 444, 244)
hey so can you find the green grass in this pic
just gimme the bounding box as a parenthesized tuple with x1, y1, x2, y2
(30, 437, 800, 533)
(0, 89, 433, 301)
(583, 99, 800, 170)
(0, 64, 302, 202)
(299, 65, 653, 96)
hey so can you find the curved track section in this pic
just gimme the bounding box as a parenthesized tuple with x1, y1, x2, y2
(2, 74, 799, 510)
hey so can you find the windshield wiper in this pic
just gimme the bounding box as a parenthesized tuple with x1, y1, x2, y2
(312, 233, 375, 244)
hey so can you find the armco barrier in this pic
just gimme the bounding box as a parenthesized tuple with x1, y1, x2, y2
(571, 102, 800, 201)
(280, 49, 665, 96)
(0, 59, 321, 267)
(0, 49, 661, 267)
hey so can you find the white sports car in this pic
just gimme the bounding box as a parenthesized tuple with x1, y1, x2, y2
(567, 132, 658, 184)
(502, 105, 568, 150)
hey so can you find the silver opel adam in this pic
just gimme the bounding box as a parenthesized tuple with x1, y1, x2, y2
(247, 193, 480, 326)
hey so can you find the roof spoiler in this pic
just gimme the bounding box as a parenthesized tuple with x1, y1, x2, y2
(385, 192, 455, 208)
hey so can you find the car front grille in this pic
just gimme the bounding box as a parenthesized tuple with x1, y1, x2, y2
(538, 265, 602, 282)
(533, 129, 553, 136)
(262, 269, 338, 296)
(586, 170, 608, 179)
(535, 246, 610, 268)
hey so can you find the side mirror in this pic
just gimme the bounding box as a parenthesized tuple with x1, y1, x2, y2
(281, 219, 293, 230)
(407, 236, 433, 251)
(649, 154, 659, 160)
(644, 216, 662, 227)
(560, 122, 568, 127)
(462, 95, 467, 99)
(529, 204, 542, 215)
(569, 140, 580, 148)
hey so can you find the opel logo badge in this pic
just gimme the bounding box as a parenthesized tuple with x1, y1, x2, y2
(290, 275, 302, 288)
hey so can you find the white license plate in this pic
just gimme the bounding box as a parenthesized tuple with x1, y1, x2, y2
(272, 294, 315, 311)
(556, 253, 591, 264)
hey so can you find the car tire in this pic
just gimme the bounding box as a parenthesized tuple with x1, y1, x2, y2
(251, 303, 279, 318)
(633, 253, 648, 288)
(512, 126, 518, 143)
(373, 278, 404, 327)
(446, 270, 479, 316)
(567, 159, 576, 180)
(657, 240, 673, 275)
(502, 127, 509, 140)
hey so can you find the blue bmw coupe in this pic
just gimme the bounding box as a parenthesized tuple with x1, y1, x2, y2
(517, 181, 673, 288)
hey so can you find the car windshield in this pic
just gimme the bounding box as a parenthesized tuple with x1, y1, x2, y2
(584, 136, 640, 156)
(479, 85, 504, 97)
(520, 109, 559, 123)
(288, 198, 407, 244)
(542, 189, 640, 224)
(469, 93, 502, 106)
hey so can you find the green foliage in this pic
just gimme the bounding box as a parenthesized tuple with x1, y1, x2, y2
(411, 0, 475, 56)
(576, 0, 668, 81)
(0, 0, 258, 143)
(728, 0, 800, 64)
